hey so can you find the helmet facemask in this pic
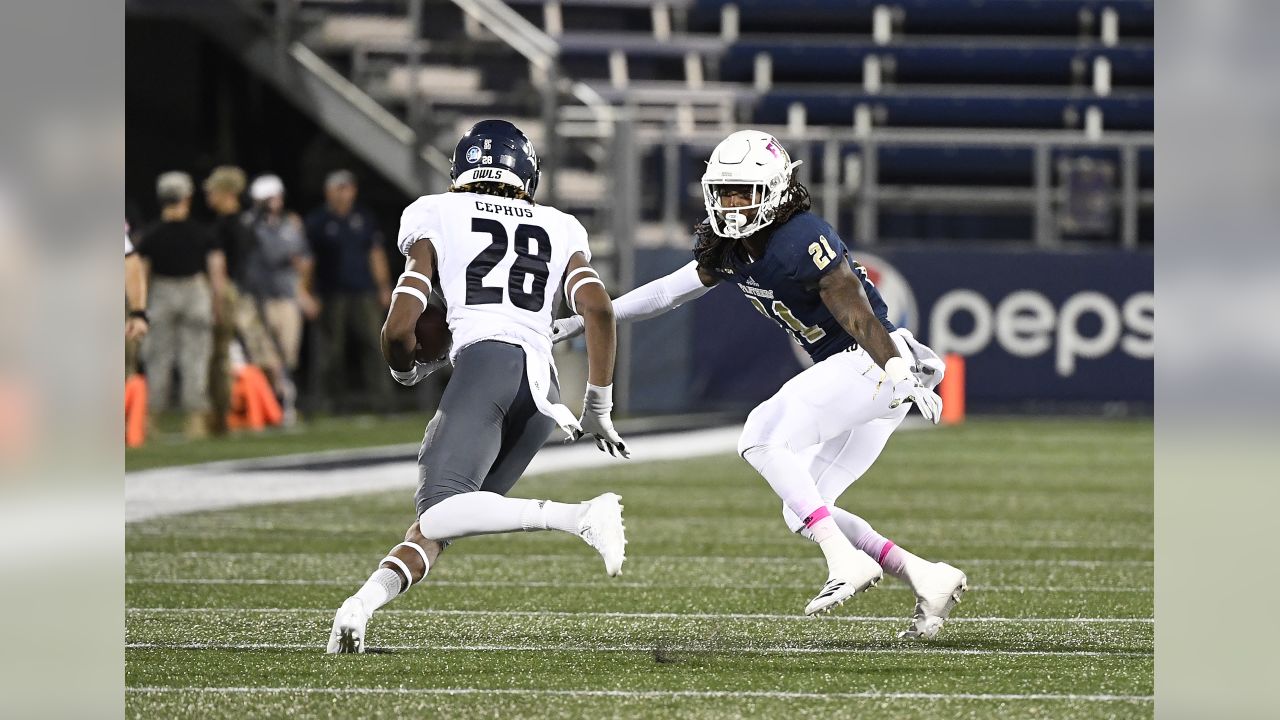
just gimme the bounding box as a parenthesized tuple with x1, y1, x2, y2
(702, 171, 795, 240)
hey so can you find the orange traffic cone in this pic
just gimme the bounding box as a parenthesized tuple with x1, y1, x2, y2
(226, 365, 283, 431)
(125, 374, 148, 447)
(939, 353, 966, 425)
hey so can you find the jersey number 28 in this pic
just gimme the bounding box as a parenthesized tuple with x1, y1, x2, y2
(465, 218, 551, 311)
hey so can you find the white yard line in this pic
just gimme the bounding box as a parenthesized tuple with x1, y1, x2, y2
(126, 607, 1154, 624)
(137, 550, 1154, 568)
(126, 427, 743, 522)
(125, 686, 1152, 703)
(125, 641, 1150, 658)
(125, 577, 1152, 592)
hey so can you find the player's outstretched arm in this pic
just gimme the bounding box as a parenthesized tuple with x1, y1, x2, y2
(125, 253, 149, 340)
(564, 252, 629, 457)
(552, 260, 717, 343)
(381, 238, 446, 386)
(818, 262, 942, 423)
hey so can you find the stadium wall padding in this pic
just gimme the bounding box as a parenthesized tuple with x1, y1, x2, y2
(629, 246, 1153, 414)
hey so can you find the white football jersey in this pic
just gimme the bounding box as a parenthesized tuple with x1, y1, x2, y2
(397, 191, 591, 362)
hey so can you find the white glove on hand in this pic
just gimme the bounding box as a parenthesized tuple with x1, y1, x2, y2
(884, 356, 942, 424)
(574, 383, 630, 458)
(552, 316, 585, 344)
(389, 357, 450, 387)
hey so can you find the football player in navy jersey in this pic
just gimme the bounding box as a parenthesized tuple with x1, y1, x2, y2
(554, 130, 967, 637)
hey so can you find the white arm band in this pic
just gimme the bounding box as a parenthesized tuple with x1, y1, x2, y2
(564, 267, 603, 314)
(568, 278, 604, 313)
(392, 285, 429, 311)
(611, 261, 713, 322)
(399, 270, 433, 294)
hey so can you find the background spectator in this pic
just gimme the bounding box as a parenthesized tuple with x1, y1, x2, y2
(303, 170, 392, 412)
(137, 171, 226, 438)
(245, 174, 315, 424)
(204, 165, 282, 434)
(204, 163, 288, 430)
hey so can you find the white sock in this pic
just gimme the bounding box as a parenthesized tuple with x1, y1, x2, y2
(351, 567, 403, 615)
(518, 498, 584, 533)
(808, 516, 863, 579)
(419, 491, 583, 540)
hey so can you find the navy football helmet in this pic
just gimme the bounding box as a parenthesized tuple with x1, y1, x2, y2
(449, 119, 540, 201)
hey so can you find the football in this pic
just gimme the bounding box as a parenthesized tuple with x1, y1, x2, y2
(415, 303, 451, 362)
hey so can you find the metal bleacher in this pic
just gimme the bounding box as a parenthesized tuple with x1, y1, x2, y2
(130, 0, 1153, 251)
(512, 0, 1154, 248)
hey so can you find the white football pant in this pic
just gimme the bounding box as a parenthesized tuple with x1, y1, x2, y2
(736, 331, 941, 533)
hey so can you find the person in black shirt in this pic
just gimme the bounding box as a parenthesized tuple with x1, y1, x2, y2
(136, 171, 226, 439)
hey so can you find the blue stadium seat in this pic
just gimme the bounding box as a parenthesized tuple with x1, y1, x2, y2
(722, 41, 1152, 87)
(692, 0, 1153, 37)
(876, 145, 1035, 186)
(754, 90, 1153, 130)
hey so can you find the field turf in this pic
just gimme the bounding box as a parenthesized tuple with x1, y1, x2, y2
(126, 418, 1153, 718)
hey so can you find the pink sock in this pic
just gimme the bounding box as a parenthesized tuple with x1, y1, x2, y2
(829, 507, 912, 578)
(802, 506, 840, 543)
(859, 533, 908, 577)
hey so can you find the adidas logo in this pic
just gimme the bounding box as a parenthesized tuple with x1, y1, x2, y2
(746, 277, 760, 287)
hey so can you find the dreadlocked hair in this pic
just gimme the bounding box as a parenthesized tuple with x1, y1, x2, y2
(693, 181, 812, 273)
(449, 182, 533, 203)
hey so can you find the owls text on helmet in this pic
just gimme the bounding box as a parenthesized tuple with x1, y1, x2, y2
(701, 130, 803, 239)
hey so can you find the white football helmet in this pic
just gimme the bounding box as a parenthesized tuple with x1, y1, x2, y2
(701, 130, 802, 239)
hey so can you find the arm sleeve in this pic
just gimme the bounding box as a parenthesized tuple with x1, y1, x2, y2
(397, 197, 442, 260)
(611, 261, 713, 322)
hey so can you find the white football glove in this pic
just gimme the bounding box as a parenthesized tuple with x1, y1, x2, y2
(884, 356, 943, 424)
(389, 357, 450, 387)
(552, 316, 585, 344)
(573, 383, 629, 458)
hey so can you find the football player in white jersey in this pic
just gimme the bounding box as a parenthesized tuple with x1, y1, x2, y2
(554, 130, 967, 638)
(328, 120, 629, 653)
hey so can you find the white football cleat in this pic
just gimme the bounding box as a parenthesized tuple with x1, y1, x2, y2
(326, 597, 369, 654)
(578, 492, 627, 576)
(899, 562, 968, 639)
(805, 551, 882, 616)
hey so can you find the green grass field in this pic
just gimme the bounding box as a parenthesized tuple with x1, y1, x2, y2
(125, 418, 1153, 718)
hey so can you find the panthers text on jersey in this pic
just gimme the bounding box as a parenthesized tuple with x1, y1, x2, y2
(397, 191, 591, 361)
(701, 211, 894, 362)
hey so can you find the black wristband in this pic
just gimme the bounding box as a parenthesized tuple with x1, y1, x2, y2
(128, 309, 149, 323)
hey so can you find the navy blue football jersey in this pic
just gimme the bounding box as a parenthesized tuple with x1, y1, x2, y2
(701, 212, 895, 362)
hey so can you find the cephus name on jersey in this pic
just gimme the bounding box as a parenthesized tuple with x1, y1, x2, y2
(397, 191, 590, 358)
(704, 211, 895, 362)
